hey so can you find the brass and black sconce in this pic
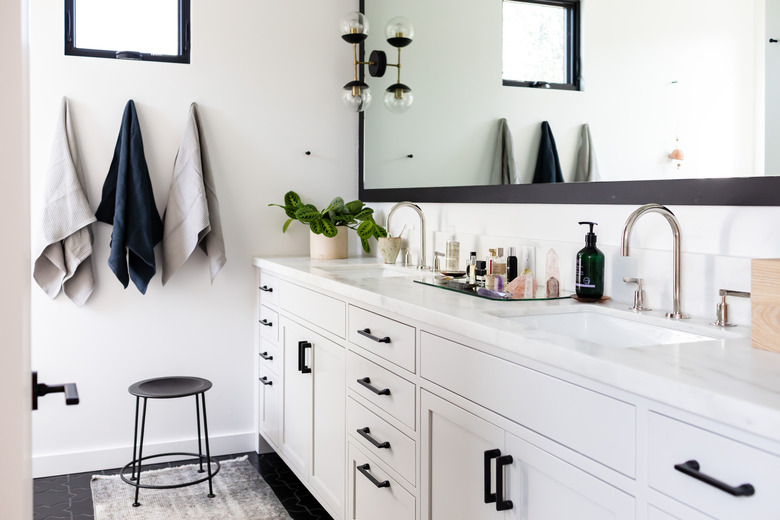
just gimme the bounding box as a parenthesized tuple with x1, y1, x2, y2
(340, 12, 414, 113)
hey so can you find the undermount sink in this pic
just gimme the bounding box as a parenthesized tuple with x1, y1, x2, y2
(498, 310, 721, 348)
(313, 264, 413, 280)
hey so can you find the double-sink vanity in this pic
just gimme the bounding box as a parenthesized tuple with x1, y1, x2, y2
(253, 255, 780, 520)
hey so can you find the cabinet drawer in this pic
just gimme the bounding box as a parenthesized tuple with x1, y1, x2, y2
(279, 280, 346, 338)
(257, 370, 280, 448)
(348, 444, 415, 520)
(258, 338, 280, 376)
(347, 352, 416, 430)
(348, 305, 416, 372)
(420, 332, 635, 477)
(347, 396, 416, 486)
(259, 271, 279, 307)
(258, 305, 278, 342)
(648, 412, 780, 520)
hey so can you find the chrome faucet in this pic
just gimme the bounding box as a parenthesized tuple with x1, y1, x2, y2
(386, 202, 429, 270)
(621, 203, 689, 319)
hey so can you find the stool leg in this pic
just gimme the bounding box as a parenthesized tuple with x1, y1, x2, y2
(201, 392, 215, 498)
(133, 397, 148, 507)
(196, 395, 204, 473)
(131, 396, 140, 480)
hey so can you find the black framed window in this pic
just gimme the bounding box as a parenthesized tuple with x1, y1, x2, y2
(65, 0, 190, 64)
(502, 0, 580, 90)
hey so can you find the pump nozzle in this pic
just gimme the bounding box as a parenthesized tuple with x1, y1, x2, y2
(579, 221, 598, 247)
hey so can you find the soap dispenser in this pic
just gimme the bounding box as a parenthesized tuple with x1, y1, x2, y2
(576, 221, 604, 299)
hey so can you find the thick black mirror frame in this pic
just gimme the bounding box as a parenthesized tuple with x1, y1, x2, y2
(357, 1, 779, 206)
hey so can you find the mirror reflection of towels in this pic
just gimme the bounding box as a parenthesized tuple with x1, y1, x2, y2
(490, 118, 518, 185)
(532, 121, 564, 184)
(574, 123, 601, 182)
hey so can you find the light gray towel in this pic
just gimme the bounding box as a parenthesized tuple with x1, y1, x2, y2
(33, 97, 96, 307)
(574, 123, 601, 182)
(490, 118, 518, 185)
(161, 103, 226, 285)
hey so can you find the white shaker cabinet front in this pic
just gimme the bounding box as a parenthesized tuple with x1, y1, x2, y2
(421, 391, 634, 520)
(280, 316, 346, 517)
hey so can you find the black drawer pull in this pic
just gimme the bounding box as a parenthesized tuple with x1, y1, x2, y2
(357, 328, 391, 343)
(484, 449, 500, 504)
(357, 427, 391, 449)
(259, 376, 273, 386)
(357, 377, 390, 396)
(674, 460, 755, 497)
(259, 319, 273, 327)
(259, 351, 273, 361)
(495, 455, 514, 511)
(259, 285, 274, 292)
(298, 341, 312, 374)
(357, 463, 390, 488)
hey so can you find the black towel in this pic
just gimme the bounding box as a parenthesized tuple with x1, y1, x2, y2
(532, 121, 564, 184)
(95, 100, 163, 294)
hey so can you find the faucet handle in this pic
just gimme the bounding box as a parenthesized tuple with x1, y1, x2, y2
(623, 277, 651, 311)
(433, 251, 445, 272)
(711, 289, 750, 327)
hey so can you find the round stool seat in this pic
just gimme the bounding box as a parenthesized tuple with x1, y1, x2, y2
(129, 376, 212, 399)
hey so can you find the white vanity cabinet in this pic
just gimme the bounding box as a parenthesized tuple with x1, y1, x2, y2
(256, 271, 281, 450)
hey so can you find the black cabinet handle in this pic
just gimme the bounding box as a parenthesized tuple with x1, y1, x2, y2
(496, 455, 514, 511)
(259, 285, 274, 292)
(32, 372, 79, 411)
(298, 341, 312, 374)
(357, 377, 390, 396)
(484, 449, 500, 504)
(259, 376, 273, 386)
(357, 427, 391, 449)
(357, 328, 391, 343)
(674, 460, 755, 497)
(259, 351, 274, 361)
(259, 319, 273, 327)
(357, 463, 390, 488)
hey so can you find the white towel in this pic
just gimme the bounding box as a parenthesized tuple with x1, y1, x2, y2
(161, 103, 226, 285)
(33, 97, 96, 307)
(574, 123, 601, 182)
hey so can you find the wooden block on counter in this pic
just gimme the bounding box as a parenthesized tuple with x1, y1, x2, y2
(751, 259, 780, 353)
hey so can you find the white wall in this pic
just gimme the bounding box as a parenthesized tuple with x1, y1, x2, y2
(29, 0, 358, 476)
(0, 0, 32, 515)
(767, 0, 780, 173)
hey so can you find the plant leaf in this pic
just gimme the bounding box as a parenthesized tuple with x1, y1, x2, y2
(356, 220, 374, 239)
(282, 218, 294, 233)
(326, 197, 345, 214)
(322, 219, 338, 237)
(345, 200, 364, 214)
(361, 238, 371, 254)
(310, 219, 324, 235)
(284, 191, 302, 208)
(295, 204, 321, 223)
(355, 208, 374, 220)
(284, 206, 296, 218)
(372, 224, 387, 238)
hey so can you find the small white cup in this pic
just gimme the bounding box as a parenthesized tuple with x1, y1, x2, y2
(378, 237, 402, 264)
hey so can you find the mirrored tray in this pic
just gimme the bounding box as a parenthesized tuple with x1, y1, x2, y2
(414, 278, 571, 301)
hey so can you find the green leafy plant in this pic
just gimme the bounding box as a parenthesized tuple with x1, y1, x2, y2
(269, 191, 387, 253)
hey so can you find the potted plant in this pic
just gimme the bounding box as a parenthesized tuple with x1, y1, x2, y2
(270, 191, 387, 259)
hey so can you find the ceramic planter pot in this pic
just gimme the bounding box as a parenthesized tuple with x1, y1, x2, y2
(310, 226, 348, 259)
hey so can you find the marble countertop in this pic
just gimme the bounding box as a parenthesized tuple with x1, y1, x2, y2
(255, 256, 780, 444)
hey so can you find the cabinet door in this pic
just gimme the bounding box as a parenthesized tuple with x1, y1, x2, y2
(504, 432, 634, 520)
(258, 370, 280, 448)
(310, 332, 346, 516)
(348, 443, 416, 520)
(280, 318, 312, 477)
(421, 391, 506, 520)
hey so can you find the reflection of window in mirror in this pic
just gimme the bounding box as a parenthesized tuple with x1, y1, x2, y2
(502, 0, 580, 90)
(64, 0, 190, 64)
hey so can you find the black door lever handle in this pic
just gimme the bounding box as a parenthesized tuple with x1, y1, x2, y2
(32, 371, 79, 410)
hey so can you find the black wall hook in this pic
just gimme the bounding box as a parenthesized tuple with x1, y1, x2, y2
(304, 151, 311, 155)
(407, 154, 413, 158)
(771, 38, 778, 43)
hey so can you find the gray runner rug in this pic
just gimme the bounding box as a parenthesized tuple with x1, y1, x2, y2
(91, 456, 291, 519)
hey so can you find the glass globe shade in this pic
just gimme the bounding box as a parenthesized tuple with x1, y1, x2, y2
(340, 12, 369, 39)
(385, 17, 414, 43)
(383, 85, 413, 113)
(342, 82, 372, 112)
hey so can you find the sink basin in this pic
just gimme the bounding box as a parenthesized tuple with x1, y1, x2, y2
(501, 310, 719, 348)
(313, 264, 413, 280)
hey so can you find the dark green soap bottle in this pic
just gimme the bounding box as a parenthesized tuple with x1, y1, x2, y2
(576, 221, 604, 299)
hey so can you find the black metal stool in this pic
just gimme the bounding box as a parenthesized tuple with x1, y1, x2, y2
(121, 376, 220, 507)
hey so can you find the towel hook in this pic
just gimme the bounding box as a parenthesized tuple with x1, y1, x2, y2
(304, 151, 311, 156)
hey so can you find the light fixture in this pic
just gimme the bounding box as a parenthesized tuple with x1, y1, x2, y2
(341, 12, 415, 113)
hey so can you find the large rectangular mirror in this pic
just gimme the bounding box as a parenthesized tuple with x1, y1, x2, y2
(359, 0, 780, 205)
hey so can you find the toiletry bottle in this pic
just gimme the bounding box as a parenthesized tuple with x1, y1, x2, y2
(475, 260, 487, 287)
(445, 227, 460, 272)
(506, 247, 518, 282)
(576, 221, 605, 299)
(493, 248, 507, 277)
(468, 251, 477, 284)
(487, 248, 497, 274)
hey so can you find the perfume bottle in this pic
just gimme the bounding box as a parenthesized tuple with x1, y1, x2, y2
(493, 247, 507, 277)
(445, 227, 460, 272)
